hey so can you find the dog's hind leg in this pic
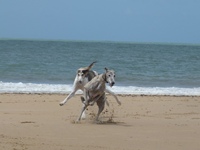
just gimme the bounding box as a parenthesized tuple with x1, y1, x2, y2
(96, 95, 106, 123)
(76, 104, 88, 122)
(80, 97, 87, 119)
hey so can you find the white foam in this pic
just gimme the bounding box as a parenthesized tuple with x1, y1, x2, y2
(108, 86, 200, 96)
(0, 82, 76, 94)
(0, 81, 199, 96)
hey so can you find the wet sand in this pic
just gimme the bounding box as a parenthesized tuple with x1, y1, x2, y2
(0, 94, 200, 150)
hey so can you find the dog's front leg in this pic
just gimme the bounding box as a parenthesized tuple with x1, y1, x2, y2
(105, 88, 121, 105)
(60, 76, 81, 106)
(59, 89, 77, 106)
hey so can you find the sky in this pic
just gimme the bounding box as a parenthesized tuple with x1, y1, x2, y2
(0, 0, 200, 44)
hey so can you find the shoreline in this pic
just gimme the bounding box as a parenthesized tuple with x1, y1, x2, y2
(1, 93, 200, 97)
(1, 94, 200, 150)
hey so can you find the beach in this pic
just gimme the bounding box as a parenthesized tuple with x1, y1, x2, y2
(0, 94, 199, 150)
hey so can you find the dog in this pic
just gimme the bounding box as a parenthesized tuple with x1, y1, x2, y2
(77, 68, 119, 123)
(59, 62, 121, 119)
(59, 61, 97, 107)
(59, 61, 97, 119)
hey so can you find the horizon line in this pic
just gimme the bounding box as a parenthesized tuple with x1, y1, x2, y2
(0, 37, 200, 46)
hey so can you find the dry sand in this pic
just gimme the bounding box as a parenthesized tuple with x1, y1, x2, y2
(0, 94, 200, 150)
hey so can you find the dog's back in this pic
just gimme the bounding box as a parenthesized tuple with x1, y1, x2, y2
(86, 70, 97, 82)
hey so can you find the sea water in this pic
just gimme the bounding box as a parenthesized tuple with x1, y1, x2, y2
(0, 39, 200, 95)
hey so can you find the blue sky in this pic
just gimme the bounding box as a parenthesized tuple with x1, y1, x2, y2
(0, 0, 200, 44)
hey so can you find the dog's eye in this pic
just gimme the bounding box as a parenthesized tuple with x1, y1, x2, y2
(114, 75, 116, 78)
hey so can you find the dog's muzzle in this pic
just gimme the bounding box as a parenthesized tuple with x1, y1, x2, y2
(110, 82, 115, 87)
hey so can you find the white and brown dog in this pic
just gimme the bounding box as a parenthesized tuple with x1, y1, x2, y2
(59, 62, 121, 119)
(59, 61, 98, 107)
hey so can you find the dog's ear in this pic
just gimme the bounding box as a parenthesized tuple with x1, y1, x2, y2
(82, 69, 89, 75)
(105, 68, 108, 72)
(88, 61, 97, 70)
(77, 70, 81, 74)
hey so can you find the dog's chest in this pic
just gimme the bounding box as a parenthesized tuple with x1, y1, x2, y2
(82, 77, 89, 85)
(75, 76, 89, 89)
(92, 81, 105, 93)
(85, 76, 105, 94)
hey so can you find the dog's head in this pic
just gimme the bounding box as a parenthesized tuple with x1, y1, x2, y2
(77, 61, 96, 84)
(103, 68, 116, 87)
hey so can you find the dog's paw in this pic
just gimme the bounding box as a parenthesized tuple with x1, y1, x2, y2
(118, 101, 122, 106)
(59, 102, 64, 106)
(74, 120, 81, 124)
(95, 120, 103, 124)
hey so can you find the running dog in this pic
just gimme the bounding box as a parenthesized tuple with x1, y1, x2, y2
(59, 61, 97, 106)
(59, 62, 121, 107)
(59, 62, 121, 119)
(77, 68, 120, 122)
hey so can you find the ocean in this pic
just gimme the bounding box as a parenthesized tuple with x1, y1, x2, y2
(0, 39, 200, 95)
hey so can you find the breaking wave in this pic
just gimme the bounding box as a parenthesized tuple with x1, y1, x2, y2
(0, 81, 199, 96)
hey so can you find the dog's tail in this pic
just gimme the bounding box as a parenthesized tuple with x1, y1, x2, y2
(88, 61, 97, 70)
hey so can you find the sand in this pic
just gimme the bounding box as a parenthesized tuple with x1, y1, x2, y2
(0, 94, 200, 150)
